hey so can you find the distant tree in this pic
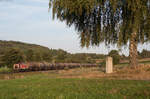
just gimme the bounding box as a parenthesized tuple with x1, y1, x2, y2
(2, 48, 26, 68)
(34, 52, 43, 62)
(55, 49, 68, 62)
(26, 49, 36, 62)
(108, 50, 120, 65)
(109, 50, 120, 56)
(42, 52, 52, 62)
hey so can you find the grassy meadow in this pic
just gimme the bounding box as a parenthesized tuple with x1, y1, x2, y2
(0, 66, 150, 99)
(0, 74, 150, 99)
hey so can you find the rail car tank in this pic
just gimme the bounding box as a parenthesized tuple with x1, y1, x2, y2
(13, 62, 99, 72)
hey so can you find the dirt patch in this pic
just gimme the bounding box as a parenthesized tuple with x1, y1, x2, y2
(59, 65, 150, 80)
(2, 75, 25, 80)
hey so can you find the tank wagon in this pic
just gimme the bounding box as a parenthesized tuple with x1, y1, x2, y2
(13, 63, 99, 72)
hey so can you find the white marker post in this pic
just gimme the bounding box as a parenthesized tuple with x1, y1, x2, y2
(106, 57, 113, 73)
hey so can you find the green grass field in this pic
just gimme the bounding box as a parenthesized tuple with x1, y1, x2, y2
(116, 60, 150, 68)
(0, 74, 150, 99)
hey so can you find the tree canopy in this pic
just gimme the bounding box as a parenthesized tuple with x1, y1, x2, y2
(49, 0, 150, 47)
(49, 0, 150, 67)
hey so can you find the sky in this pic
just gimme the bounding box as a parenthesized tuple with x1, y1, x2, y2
(0, 0, 150, 56)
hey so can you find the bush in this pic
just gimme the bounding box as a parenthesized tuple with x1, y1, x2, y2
(113, 56, 120, 65)
(0, 67, 12, 73)
(108, 50, 120, 65)
(2, 48, 26, 68)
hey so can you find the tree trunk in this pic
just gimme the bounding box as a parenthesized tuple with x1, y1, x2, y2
(129, 32, 138, 67)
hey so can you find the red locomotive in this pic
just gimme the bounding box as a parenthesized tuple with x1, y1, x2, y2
(13, 63, 29, 70)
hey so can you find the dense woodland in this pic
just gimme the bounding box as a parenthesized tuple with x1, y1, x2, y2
(0, 40, 149, 68)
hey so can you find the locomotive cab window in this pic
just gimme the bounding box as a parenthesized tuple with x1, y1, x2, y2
(13, 64, 19, 69)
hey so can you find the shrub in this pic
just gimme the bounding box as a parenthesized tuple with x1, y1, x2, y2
(113, 56, 120, 65)
(108, 50, 120, 65)
(0, 67, 12, 73)
(2, 48, 26, 68)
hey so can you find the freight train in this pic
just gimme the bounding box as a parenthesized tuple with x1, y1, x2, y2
(13, 62, 99, 71)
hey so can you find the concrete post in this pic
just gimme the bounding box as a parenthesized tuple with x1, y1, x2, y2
(106, 57, 113, 73)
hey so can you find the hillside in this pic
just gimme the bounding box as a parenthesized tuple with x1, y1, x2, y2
(0, 40, 107, 67)
(0, 40, 60, 65)
(0, 40, 50, 55)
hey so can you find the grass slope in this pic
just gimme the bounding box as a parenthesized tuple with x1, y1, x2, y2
(0, 74, 150, 99)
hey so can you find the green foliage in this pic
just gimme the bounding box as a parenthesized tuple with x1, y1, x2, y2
(108, 50, 120, 65)
(26, 49, 36, 62)
(55, 49, 68, 61)
(0, 67, 12, 73)
(2, 48, 26, 68)
(49, 0, 150, 67)
(49, 0, 150, 47)
(0, 41, 53, 63)
(0, 41, 108, 64)
(35, 52, 43, 62)
(42, 52, 52, 62)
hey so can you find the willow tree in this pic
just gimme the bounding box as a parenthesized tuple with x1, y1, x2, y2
(49, 0, 150, 67)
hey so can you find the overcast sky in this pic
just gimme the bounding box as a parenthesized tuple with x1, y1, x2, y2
(0, 0, 149, 55)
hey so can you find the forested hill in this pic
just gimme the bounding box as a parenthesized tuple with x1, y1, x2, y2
(0, 40, 66, 64)
(0, 40, 106, 67)
(0, 40, 50, 55)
